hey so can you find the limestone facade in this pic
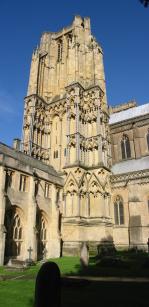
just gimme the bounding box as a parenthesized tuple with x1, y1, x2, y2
(0, 16, 149, 264)
(0, 143, 63, 265)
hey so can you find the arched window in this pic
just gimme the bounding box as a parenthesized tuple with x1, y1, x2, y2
(114, 196, 124, 225)
(36, 210, 47, 260)
(147, 129, 149, 151)
(121, 134, 131, 159)
(5, 208, 23, 259)
(57, 40, 63, 62)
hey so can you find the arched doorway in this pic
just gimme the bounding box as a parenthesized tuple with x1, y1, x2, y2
(4, 207, 23, 262)
(36, 209, 48, 260)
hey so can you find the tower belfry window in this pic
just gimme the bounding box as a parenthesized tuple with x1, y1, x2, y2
(57, 40, 63, 62)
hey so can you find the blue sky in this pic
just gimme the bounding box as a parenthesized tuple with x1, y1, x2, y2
(0, 0, 149, 146)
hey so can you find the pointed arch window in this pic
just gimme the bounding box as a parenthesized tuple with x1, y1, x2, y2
(5, 209, 23, 258)
(147, 129, 149, 151)
(57, 39, 63, 62)
(114, 196, 124, 225)
(121, 134, 131, 160)
(54, 150, 58, 159)
(36, 211, 47, 260)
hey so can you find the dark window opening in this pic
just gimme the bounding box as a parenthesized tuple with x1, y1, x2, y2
(19, 175, 27, 192)
(121, 135, 131, 160)
(54, 150, 58, 159)
(57, 40, 63, 62)
(114, 196, 124, 225)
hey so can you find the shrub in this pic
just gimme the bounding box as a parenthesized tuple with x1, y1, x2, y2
(96, 256, 129, 268)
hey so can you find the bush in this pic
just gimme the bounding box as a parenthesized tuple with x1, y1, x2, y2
(97, 244, 116, 258)
(142, 257, 149, 268)
(96, 256, 129, 268)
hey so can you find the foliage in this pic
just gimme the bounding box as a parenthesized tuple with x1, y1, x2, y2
(140, 0, 149, 7)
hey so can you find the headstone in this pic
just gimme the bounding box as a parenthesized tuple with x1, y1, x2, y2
(34, 262, 61, 307)
(43, 247, 48, 260)
(25, 246, 35, 266)
(80, 242, 89, 268)
(6, 259, 27, 271)
(147, 238, 149, 253)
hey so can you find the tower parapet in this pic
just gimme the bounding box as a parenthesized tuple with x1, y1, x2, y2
(27, 16, 107, 103)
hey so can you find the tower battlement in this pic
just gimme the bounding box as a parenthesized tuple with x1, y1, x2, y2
(27, 16, 106, 103)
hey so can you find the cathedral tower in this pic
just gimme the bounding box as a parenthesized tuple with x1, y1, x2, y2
(22, 16, 112, 254)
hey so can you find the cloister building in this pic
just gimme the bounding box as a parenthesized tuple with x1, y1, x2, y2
(0, 16, 149, 265)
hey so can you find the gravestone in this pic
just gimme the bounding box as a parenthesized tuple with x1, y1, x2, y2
(80, 242, 89, 268)
(6, 259, 27, 271)
(25, 246, 35, 266)
(34, 262, 61, 307)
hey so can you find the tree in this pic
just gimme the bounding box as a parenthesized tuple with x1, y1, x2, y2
(140, 0, 149, 7)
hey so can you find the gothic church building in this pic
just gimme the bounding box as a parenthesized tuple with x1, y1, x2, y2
(0, 16, 149, 265)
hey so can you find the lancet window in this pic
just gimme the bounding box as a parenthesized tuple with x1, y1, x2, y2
(36, 210, 47, 260)
(121, 134, 131, 160)
(19, 174, 27, 192)
(5, 170, 13, 191)
(54, 150, 58, 159)
(44, 183, 50, 198)
(114, 196, 124, 225)
(5, 209, 23, 258)
(57, 39, 63, 62)
(147, 129, 149, 150)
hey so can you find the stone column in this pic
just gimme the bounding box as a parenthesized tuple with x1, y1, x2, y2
(97, 106, 103, 165)
(98, 135, 103, 165)
(48, 121, 52, 164)
(59, 118, 62, 171)
(75, 107, 80, 162)
(66, 99, 70, 165)
(24, 176, 37, 261)
(48, 184, 60, 258)
(0, 166, 6, 265)
(29, 100, 35, 155)
(63, 193, 67, 216)
(87, 192, 90, 217)
(77, 193, 80, 216)
(75, 88, 80, 162)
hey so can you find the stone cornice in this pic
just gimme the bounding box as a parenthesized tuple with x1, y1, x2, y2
(63, 162, 111, 172)
(62, 216, 113, 226)
(110, 169, 149, 188)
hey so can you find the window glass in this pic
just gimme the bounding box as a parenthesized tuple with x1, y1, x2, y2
(114, 196, 124, 225)
(121, 135, 131, 160)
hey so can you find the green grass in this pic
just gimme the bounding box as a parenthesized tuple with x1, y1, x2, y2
(0, 280, 34, 307)
(0, 256, 80, 279)
(1, 255, 149, 306)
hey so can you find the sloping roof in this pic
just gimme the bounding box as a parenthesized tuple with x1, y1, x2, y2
(112, 156, 149, 175)
(109, 103, 149, 125)
(0, 142, 63, 185)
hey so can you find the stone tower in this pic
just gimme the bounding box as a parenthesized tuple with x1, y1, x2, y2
(22, 16, 112, 254)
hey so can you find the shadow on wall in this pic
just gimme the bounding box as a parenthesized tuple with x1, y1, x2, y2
(129, 215, 142, 247)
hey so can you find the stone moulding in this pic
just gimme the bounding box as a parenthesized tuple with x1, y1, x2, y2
(110, 169, 149, 189)
(62, 216, 113, 226)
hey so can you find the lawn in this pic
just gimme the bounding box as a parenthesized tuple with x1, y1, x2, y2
(0, 254, 149, 306)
